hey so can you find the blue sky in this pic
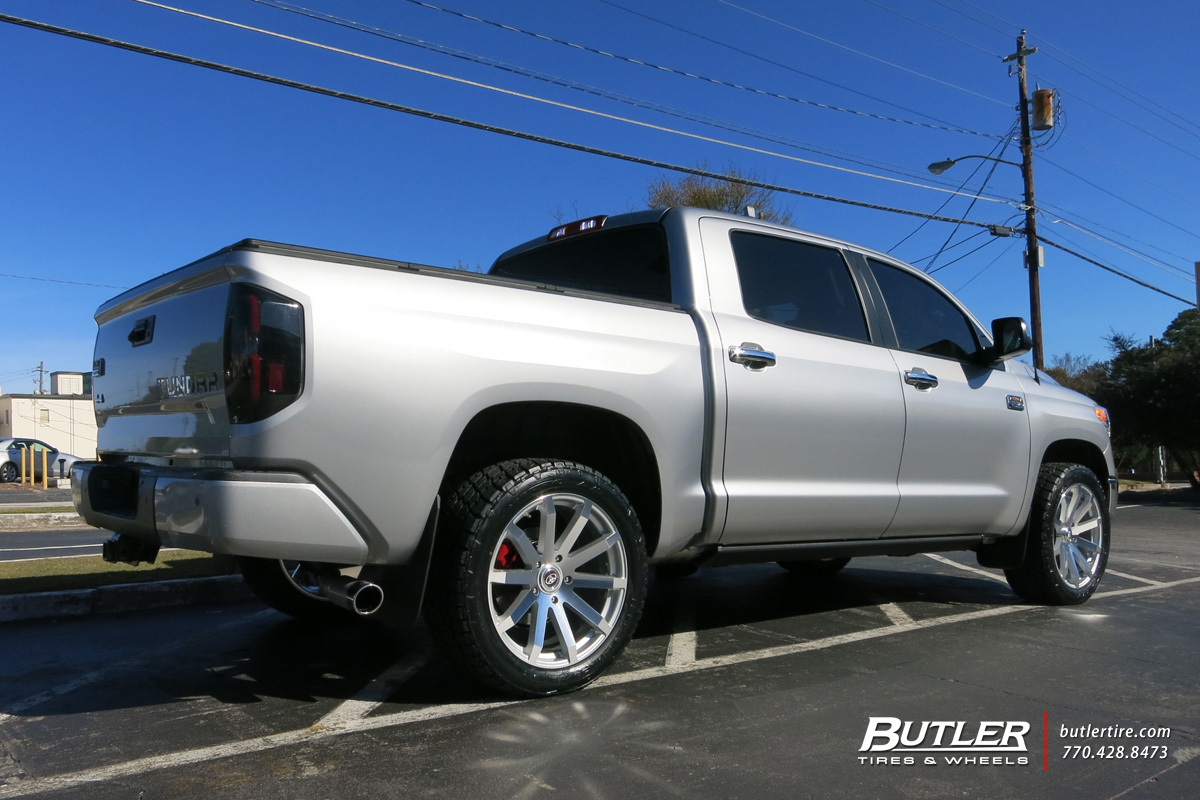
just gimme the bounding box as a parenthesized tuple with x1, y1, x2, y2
(1, 0, 1197, 394)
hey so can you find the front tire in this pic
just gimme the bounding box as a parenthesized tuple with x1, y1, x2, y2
(0, 462, 18, 483)
(1004, 462, 1110, 605)
(427, 459, 648, 697)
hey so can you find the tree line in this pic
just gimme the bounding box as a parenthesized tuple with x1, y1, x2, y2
(1048, 308, 1200, 488)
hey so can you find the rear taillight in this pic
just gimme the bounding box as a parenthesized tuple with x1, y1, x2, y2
(225, 284, 304, 424)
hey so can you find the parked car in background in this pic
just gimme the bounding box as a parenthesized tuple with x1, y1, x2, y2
(0, 438, 81, 482)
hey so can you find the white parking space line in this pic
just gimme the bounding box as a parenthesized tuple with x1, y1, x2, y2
(5, 576, 1199, 799)
(921, 553, 1009, 584)
(664, 605, 697, 667)
(315, 656, 426, 728)
(1103, 569, 1163, 586)
(877, 602, 914, 626)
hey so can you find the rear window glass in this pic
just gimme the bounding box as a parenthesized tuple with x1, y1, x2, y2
(489, 225, 671, 304)
(730, 232, 869, 342)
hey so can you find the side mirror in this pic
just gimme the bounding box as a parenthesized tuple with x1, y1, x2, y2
(981, 317, 1033, 363)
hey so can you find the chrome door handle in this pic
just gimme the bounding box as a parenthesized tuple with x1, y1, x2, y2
(904, 367, 939, 390)
(729, 343, 777, 370)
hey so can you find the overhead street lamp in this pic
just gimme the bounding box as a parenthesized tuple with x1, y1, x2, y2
(926, 32, 1047, 372)
(926, 155, 1021, 176)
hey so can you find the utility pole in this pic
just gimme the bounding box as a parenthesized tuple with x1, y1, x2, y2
(36, 361, 46, 395)
(1004, 32, 1044, 371)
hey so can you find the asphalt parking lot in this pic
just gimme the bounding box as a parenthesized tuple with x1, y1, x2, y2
(0, 496, 1197, 799)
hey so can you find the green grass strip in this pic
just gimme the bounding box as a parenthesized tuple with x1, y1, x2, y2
(0, 507, 78, 515)
(0, 551, 236, 595)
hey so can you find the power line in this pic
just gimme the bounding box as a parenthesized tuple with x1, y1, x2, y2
(1040, 84, 1200, 166)
(888, 122, 1018, 259)
(860, 0, 1000, 58)
(1040, 215, 1196, 283)
(1060, 132, 1200, 215)
(932, 0, 1019, 37)
(711, 0, 1010, 106)
(927, 232, 1004, 274)
(1037, 198, 1196, 272)
(909, 228, 989, 264)
(0, 271, 128, 289)
(252, 0, 978, 185)
(2, 11, 1190, 307)
(126, 0, 1011, 205)
(1037, 237, 1194, 305)
(0, 12, 1006, 230)
(925, 1, 1200, 146)
(952, 240, 1018, 294)
(394, 0, 1003, 138)
(1037, 152, 1200, 243)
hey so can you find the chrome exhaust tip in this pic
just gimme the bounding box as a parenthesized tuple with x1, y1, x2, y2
(319, 574, 385, 616)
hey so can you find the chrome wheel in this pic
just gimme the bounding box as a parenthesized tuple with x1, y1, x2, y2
(1005, 462, 1110, 605)
(0, 462, 17, 483)
(488, 493, 629, 670)
(428, 459, 648, 696)
(1052, 482, 1104, 590)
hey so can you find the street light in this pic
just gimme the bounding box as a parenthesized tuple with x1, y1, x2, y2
(926, 155, 1021, 176)
(924, 32, 1045, 371)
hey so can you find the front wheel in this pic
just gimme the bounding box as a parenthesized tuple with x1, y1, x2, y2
(427, 459, 648, 697)
(0, 462, 17, 483)
(1005, 462, 1110, 605)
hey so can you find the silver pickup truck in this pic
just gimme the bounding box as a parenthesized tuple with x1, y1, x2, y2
(73, 206, 1115, 696)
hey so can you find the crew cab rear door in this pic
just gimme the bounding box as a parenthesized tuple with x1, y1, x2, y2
(699, 217, 905, 544)
(860, 256, 1032, 538)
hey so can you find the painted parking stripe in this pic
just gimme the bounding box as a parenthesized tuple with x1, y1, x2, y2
(316, 655, 427, 728)
(921, 552, 1009, 584)
(1103, 569, 1163, 586)
(5, 576, 1196, 799)
(877, 602, 914, 626)
(664, 604, 697, 667)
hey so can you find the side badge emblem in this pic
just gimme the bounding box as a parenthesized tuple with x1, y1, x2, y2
(1006, 395, 1026, 411)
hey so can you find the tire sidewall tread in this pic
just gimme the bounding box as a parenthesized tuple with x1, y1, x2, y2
(1005, 462, 1110, 605)
(428, 458, 648, 697)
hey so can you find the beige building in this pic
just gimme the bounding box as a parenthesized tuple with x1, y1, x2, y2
(0, 392, 98, 459)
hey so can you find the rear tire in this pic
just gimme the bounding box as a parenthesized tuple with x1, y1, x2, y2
(427, 459, 648, 697)
(1004, 462, 1109, 605)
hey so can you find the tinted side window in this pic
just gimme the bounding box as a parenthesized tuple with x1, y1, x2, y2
(868, 259, 980, 360)
(489, 225, 670, 304)
(730, 232, 869, 342)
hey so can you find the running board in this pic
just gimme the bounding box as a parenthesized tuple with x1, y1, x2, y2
(707, 535, 989, 566)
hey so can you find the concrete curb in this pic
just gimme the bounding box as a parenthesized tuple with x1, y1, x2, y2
(0, 513, 89, 530)
(0, 575, 256, 624)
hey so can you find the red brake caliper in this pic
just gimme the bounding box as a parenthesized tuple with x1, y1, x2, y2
(495, 541, 519, 569)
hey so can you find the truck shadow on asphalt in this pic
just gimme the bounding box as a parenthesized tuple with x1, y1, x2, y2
(3, 560, 1021, 721)
(637, 561, 1018, 637)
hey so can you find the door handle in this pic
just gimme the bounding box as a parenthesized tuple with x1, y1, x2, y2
(128, 316, 156, 347)
(903, 367, 939, 391)
(729, 343, 777, 370)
